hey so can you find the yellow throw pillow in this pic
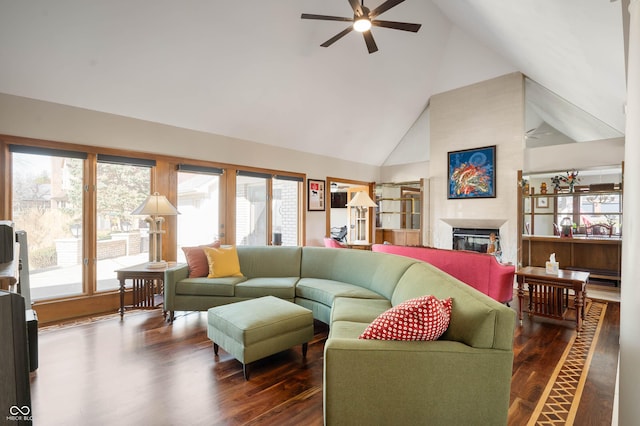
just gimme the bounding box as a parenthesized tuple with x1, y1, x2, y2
(203, 246, 244, 278)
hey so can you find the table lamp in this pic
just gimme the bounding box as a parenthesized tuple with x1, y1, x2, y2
(131, 192, 179, 268)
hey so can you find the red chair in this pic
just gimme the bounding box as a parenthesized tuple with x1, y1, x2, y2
(324, 237, 346, 248)
(585, 223, 613, 237)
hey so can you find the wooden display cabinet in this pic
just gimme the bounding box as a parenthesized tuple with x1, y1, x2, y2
(518, 170, 623, 284)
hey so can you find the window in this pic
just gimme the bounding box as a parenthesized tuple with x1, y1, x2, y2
(580, 193, 621, 233)
(11, 147, 86, 300)
(176, 165, 223, 259)
(4, 139, 306, 322)
(235, 171, 303, 246)
(236, 172, 269, 246)
(95, 156, 153, 291)
(555, 195, 574, 230)
(554, 193, 622, 235)
(272, 176, 302, 246)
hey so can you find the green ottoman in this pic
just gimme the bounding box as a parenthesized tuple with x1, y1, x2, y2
(207, 296, 314, 380)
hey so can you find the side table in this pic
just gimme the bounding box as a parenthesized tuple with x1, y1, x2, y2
(516, 266, 590, 332)
(115, 262, 184, 319)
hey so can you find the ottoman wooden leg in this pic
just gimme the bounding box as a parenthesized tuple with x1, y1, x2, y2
(302, 342, 308, 357)
(213, 343, 219, 355)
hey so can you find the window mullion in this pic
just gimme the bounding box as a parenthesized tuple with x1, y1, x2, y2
(85, 153, 97, 296)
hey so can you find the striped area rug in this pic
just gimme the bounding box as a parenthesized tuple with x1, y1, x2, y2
(528, 300, 608, 425)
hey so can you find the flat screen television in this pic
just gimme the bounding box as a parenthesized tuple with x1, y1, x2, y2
(0, 220, 15, 263)
(330, 192, 348, 208)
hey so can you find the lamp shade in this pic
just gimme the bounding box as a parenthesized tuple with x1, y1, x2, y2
(131, 192, 180, 216)
(346, 191, 377, 208)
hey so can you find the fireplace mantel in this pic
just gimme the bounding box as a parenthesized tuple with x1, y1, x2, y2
(440, 218, 508, 229)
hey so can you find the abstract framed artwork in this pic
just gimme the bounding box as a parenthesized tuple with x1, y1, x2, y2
(447, 145, 496, 199)
(307, 179, 325, 211)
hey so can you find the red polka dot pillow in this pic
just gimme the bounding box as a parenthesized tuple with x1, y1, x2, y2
(359, 295, 452, 341)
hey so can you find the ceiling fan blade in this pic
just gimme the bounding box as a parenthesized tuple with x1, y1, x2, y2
(363, 31, 378, 54)
(347, 0, 364, 17)
(321, 26, 354, 48)
(301, 13, 353, 23)
(372, 20, 421, 32)
(369, 0, 406, 19)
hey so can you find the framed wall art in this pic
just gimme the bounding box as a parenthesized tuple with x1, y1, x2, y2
(536, 197, 549, 208)
(447, 145, 496, 199)
(307, 179, 325, 211)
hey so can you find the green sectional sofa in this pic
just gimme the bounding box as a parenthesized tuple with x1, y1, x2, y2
(164, 246, 516, 425)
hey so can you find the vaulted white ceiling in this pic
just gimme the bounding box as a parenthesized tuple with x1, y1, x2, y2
(0, 0, 627, 165)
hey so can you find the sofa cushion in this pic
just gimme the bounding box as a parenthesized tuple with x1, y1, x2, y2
(300, 247, 416, 300)
(328, 320, 370, 339)
(204, 246, 244, 278)
(175, 276, 246, 297)
(330, 297, 391, 324)
(296, 278, 386, 307)
(234, 277, 297, 299)
(359, 295, 452, 341)
(182, 241, 221, 277)
(237, 246, 302, 278)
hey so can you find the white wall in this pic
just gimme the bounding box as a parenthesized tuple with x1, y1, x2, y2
(525, 138, 624, 172)
(383, 106, 430, 166)
(0, 93, 380, 247)
(380, 161, 430, 183)
(429, 73, 525, 264)
(620, 1, 640, 423)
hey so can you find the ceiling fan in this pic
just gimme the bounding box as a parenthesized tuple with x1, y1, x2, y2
(301, 0, 421, 54)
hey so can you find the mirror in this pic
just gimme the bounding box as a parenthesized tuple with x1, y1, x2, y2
(375, 180, 423, 246)
(326, 177, 372, 244)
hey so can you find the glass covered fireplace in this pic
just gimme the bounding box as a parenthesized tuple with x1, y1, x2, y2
(452, 228, 499, 254)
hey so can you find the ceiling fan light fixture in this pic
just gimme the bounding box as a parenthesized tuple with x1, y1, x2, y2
(353, 18, 371, 32)
(302, 0, 421, 53)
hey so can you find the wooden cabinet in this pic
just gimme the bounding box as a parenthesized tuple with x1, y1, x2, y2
(379, 229, 421, 246)
(521, 235, 621, 282)
(518, 172, 623, 283)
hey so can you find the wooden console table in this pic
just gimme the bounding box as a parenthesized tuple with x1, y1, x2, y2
(115, 262, 184, 319)
(516, 266, 590, 332)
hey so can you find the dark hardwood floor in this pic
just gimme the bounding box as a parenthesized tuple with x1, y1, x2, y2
(30, 299, 619, 426)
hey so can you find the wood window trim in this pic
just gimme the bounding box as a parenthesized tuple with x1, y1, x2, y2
(1, 135, 306, 323)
